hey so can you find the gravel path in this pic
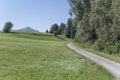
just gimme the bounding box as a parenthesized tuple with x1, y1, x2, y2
(67, 42, 120, 80)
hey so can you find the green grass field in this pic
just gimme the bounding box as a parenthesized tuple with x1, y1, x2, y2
(0, 31, 114, 80)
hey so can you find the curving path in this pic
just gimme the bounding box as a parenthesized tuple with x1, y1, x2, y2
(67, 42, 120, 80)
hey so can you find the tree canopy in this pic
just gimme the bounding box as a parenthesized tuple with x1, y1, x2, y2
(50, 24, 59, 34)
(57, 23, 66, 35)
(65, 18, 76, 39)
(3, 21, 13, 33)
(68, 0, 120, 54)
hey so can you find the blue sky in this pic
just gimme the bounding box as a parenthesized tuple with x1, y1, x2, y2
(0, 0, 71, 32)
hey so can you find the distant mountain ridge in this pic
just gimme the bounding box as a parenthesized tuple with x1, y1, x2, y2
(19, 27, 39, 32)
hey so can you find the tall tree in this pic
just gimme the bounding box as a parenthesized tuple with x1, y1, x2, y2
(65, 18, 73, 38)
(57, 23, 66, 35)
(3, 21, 13, 33)
(68, 0, 85, 21)
(50, 24, 59, 34)
(46, 29, 49, 33)
(68, 0, 120, 54)
(65, 18, 77, 39)
(71, 24, 76, 39)
(65, 18, 76, 39)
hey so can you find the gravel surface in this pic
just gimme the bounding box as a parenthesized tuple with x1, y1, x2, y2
(67, 42, 120, 80)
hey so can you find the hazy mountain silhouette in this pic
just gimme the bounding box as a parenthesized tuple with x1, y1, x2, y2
(19, 27, 39, 32)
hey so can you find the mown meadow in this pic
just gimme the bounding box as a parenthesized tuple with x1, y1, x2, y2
(0, 31, 114, 80)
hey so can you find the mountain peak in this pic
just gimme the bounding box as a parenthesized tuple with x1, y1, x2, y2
(19, 27, 39, 32)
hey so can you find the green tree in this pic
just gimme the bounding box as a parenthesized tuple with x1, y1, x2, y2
(68, 0, 120, 54)
(65, 18, 76, 39)
(65, 18, 73, 38)
(46, 29, 49, 33)
(71, 25, 76, 39)
(50, 24, 59, 34)
(57, 23, 66, 35)
(3, 22, 13, 33)
(68, 0, 85, 21)
(54, 31, 58, 36)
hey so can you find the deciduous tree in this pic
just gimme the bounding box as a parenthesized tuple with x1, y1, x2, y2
(3, 21, 13, 33)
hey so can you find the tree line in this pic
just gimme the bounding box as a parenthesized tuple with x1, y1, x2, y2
(68, 0, 120, 54)
(49, 18, 76, 39)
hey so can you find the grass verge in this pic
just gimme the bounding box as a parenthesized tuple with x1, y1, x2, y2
(73, 42, 120, 63)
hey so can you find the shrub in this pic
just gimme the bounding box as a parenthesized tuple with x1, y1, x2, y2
(93, 40, 105, 51)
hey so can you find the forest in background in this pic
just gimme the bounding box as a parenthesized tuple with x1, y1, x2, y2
(68, 0, 120, 54)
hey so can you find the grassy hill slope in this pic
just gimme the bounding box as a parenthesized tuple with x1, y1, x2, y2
(0, 31, 114, 80)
